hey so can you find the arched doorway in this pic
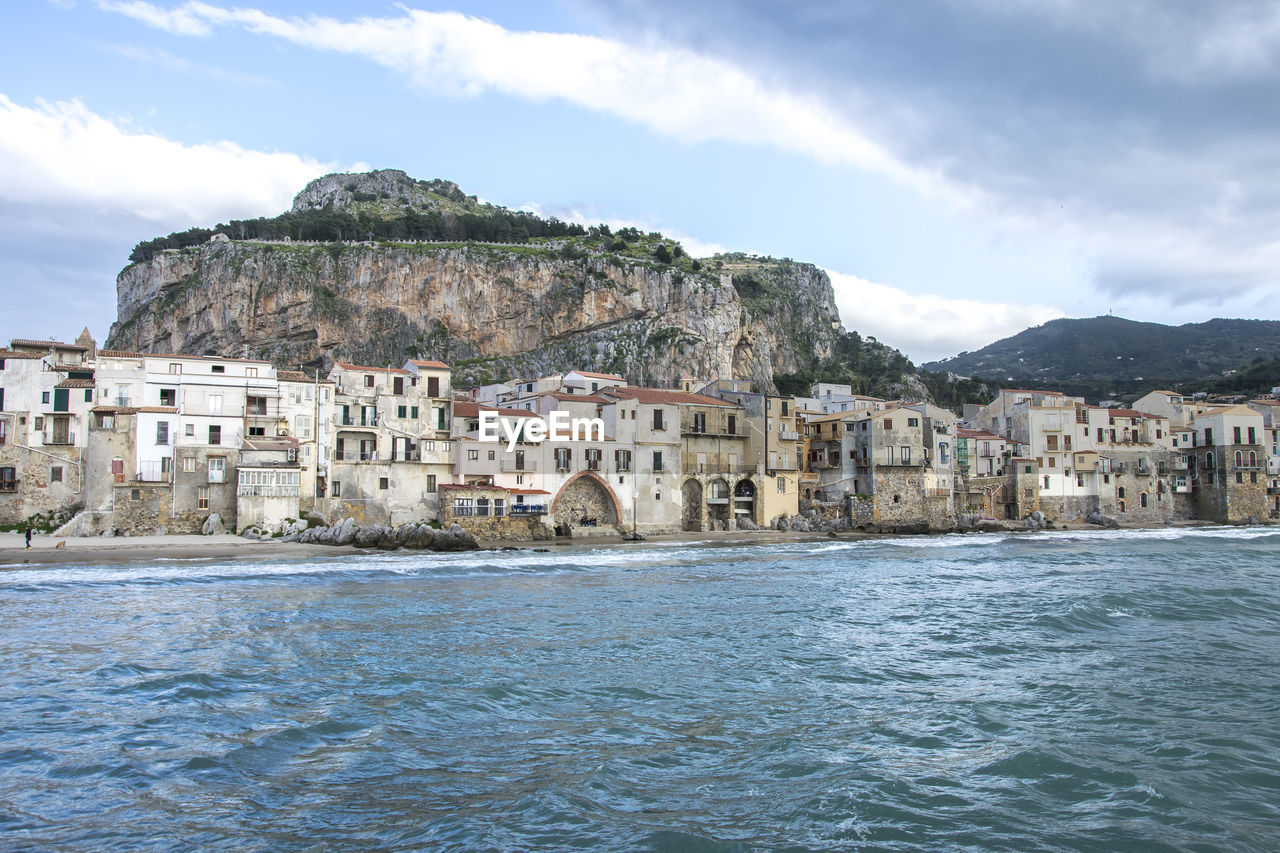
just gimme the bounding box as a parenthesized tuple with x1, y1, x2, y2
(733, 478, 756, 526)
(682, 479, 703, 531)
(552, 472, 621, 533)
(707, 478, 731, 528)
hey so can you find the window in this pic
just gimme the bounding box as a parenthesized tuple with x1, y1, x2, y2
(332, 481, 341, 497)
(616, 449, 632, 472)
(197, 486, 210, 509)
(1044, 475, 1050, 489)
(379, 477, 389, 490)
(42, 391, 50, 404)
(1234, 426, 1242, 444)
(365, 374, 375, 388)
(652, 450, 663, 472)
(1076, 474, 1084, 487)
(34, 416, 44, 431)
(1048, 457, 1055, 468)
(653, 409, 664, 430)
(131, 488, 141, 502)
(211, 365, 225, 374)
(883, 418, 892, 430)
(209, 425, 221, 445)
(1248, 427, 1257, 444)
(160, 388, 176, 406)
(50, 466, 63, 483)
(586, 448, 601, 470)
(494, 498, 506, 517)
(1236, 471, 1244, 484)
(156, 421, 169, 445)
(0, 467, 12, 491)
(393, 377, 404, 395)
(777, 477, 787, 493)
(246, 367, 257, 378)
(185, 424, 194, 436)
(900, 446, 910, 464)
(1205, 428, 1213, 445)
(427, 376, 440, 397)
(169, 363, 181, 374)
(476, 497, 491, 517)
(468, 449, 478, 461)
(208, 394, 222, 415)
(248, 426, 265, 437)
(398, 405, 407, 418)
(1118, 486, 1126, 499)
(1046, 435, 1058, 451)
(1140, 493, 1148, 508)
(183, 456, 196, 473)
(208, 457, 225, 483)
(410, 407, 419, 420)
(297, 416, 312, 438)
(693, 412, 706, 433)
(907, 417, 919, 428)
(488, 450, 496, 461)
(426, 475, 436, 491)
(84, 389, 92, 402)
(556, 448, 572, 471)
(247, 396, 267, 415)
(453, 498, 475, 516)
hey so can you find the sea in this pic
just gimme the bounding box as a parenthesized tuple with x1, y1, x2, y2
(1, 526, 1278, 852)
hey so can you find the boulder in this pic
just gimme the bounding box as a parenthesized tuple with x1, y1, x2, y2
(202, 513, 226, 536)
(405, 525, 436, 550)
(354, 525, 387, 548)
(333, 517, 358, 546)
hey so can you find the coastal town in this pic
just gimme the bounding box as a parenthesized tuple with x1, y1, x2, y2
(2, 330, 1278, 543)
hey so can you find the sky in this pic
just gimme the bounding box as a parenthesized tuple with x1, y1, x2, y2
(2, 1, 1278, 364)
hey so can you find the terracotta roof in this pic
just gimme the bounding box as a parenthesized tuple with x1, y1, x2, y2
(334, 362, 412, 374)
(136, 406, 179, 414)
(567, 369, 625, 381)
(546, 392, 610, 403)
(453, 402, 539, 419)
(510, 488, 551, 495)
(10, 338, 85, 350)
(92, 405, 136, 414)
(408, 359, 450, 369)
(1108, 408, 1143, 418)
(438, 483, 508, 491)
(958, 428, 1005, 440)
(602, 387, 737, 407)
(0, 348, 46, 360)
(55, 378, 95, 388)
(1146, 390, 1184, 397)
(96, 350, 144, 359)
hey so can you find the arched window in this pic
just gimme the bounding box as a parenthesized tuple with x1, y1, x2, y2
(1119, 500, 1127, 513)
(1235, 450, 1243, 467)
(1250, 451, 1258, 467)
(1118, 486, 1126, 499)
(1140, 493, 1148, 508)
(1206, 451, 1215, 470)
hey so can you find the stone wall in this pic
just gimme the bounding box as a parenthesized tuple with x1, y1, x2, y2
(439, 484, 554, 540)
(0, 442, 85, 527)
(107, 483, 206, 535)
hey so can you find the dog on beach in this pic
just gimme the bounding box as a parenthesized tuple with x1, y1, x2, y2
(54, 540, 66, 549)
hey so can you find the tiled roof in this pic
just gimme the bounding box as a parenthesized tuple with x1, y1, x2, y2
(453, 402, 539, 419)
(10, 338, 85, 350)
(96, 350, 144, 359)
(567, 369, 625, 381)
(0, 348, 46, 360)
(55, 378, 95, 388)
(408, 359, 450, 369)
(546, 392, 610, 403)
(92, 405, 137, 414)
(334, 362, 411, 374)
(439, 483, 508, 491)
(601, 387, 737, 407)
(1108, 408, 1143, 417)
(276, 370, 313, 382)
(136, 406, 179, 414)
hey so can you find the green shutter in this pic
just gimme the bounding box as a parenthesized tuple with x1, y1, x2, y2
(53, 389, 69, 412)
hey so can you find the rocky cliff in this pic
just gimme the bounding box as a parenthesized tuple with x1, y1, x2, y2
(107, 173, 844, 389)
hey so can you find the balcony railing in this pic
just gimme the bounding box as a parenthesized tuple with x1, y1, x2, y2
(0, 480, 18, 492)
(335, 450, 379, 462)
(510, 504, 547, 516)
(44, 433, 76, 446)
(500, 459, 537, 472)
(779, 430, 800, 441)
(1267, 486, 1280, 496)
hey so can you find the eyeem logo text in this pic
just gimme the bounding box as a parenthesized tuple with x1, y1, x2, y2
(478, 410, 605, 452)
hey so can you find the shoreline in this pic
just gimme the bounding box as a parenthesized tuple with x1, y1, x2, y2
(0, 518, 1242, 568)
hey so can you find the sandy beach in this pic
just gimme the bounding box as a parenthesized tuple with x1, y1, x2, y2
(0, 532, 361, 567)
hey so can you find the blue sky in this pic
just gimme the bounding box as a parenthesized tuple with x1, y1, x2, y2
(3, 1, 1278, 363)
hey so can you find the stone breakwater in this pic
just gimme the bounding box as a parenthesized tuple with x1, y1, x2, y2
(242, 517, 480, 552)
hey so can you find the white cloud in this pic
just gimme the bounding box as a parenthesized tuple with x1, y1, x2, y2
(0, 94, 342, 227)
(94, 1, 957, 199)
(98, 42, 280, 88)
(825, 269, 1065, 364)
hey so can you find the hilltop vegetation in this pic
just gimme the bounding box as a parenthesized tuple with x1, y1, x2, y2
(926, 316, 1280, 400)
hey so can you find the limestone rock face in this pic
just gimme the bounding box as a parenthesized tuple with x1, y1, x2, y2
(107, 239, 842, 391)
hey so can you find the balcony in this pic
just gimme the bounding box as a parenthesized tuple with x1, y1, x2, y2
(500, 459, 538, 473)
(779, 430, 799, 441)
(1173, 458, 1189, 470)
(335, 450, 379, 462)
(43, 432, 76, 446)
(1268, 486, 1280, 496)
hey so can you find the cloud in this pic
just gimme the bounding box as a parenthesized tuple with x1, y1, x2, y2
(97, 42, 280, 88)
(93, 1, 952, 198)
(0, 94, 337, 226)
(0, 94, 347, 341)
(825, 270, 1065, 364)
(573, 0, 1280, 315)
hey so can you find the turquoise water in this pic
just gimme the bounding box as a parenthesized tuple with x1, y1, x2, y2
(1, 527, 1278, 851)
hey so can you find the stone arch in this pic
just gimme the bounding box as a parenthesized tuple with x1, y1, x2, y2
(551, 471, 621, 530)
(707, 477, 731, 528)
(681, 479, 704, 532)
(733, 477, 757, 525)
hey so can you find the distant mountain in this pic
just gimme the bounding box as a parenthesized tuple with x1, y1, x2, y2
(923, 316, 1280, 400)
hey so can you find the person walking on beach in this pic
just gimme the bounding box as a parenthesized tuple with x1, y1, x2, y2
(24, 525, 33, 549)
